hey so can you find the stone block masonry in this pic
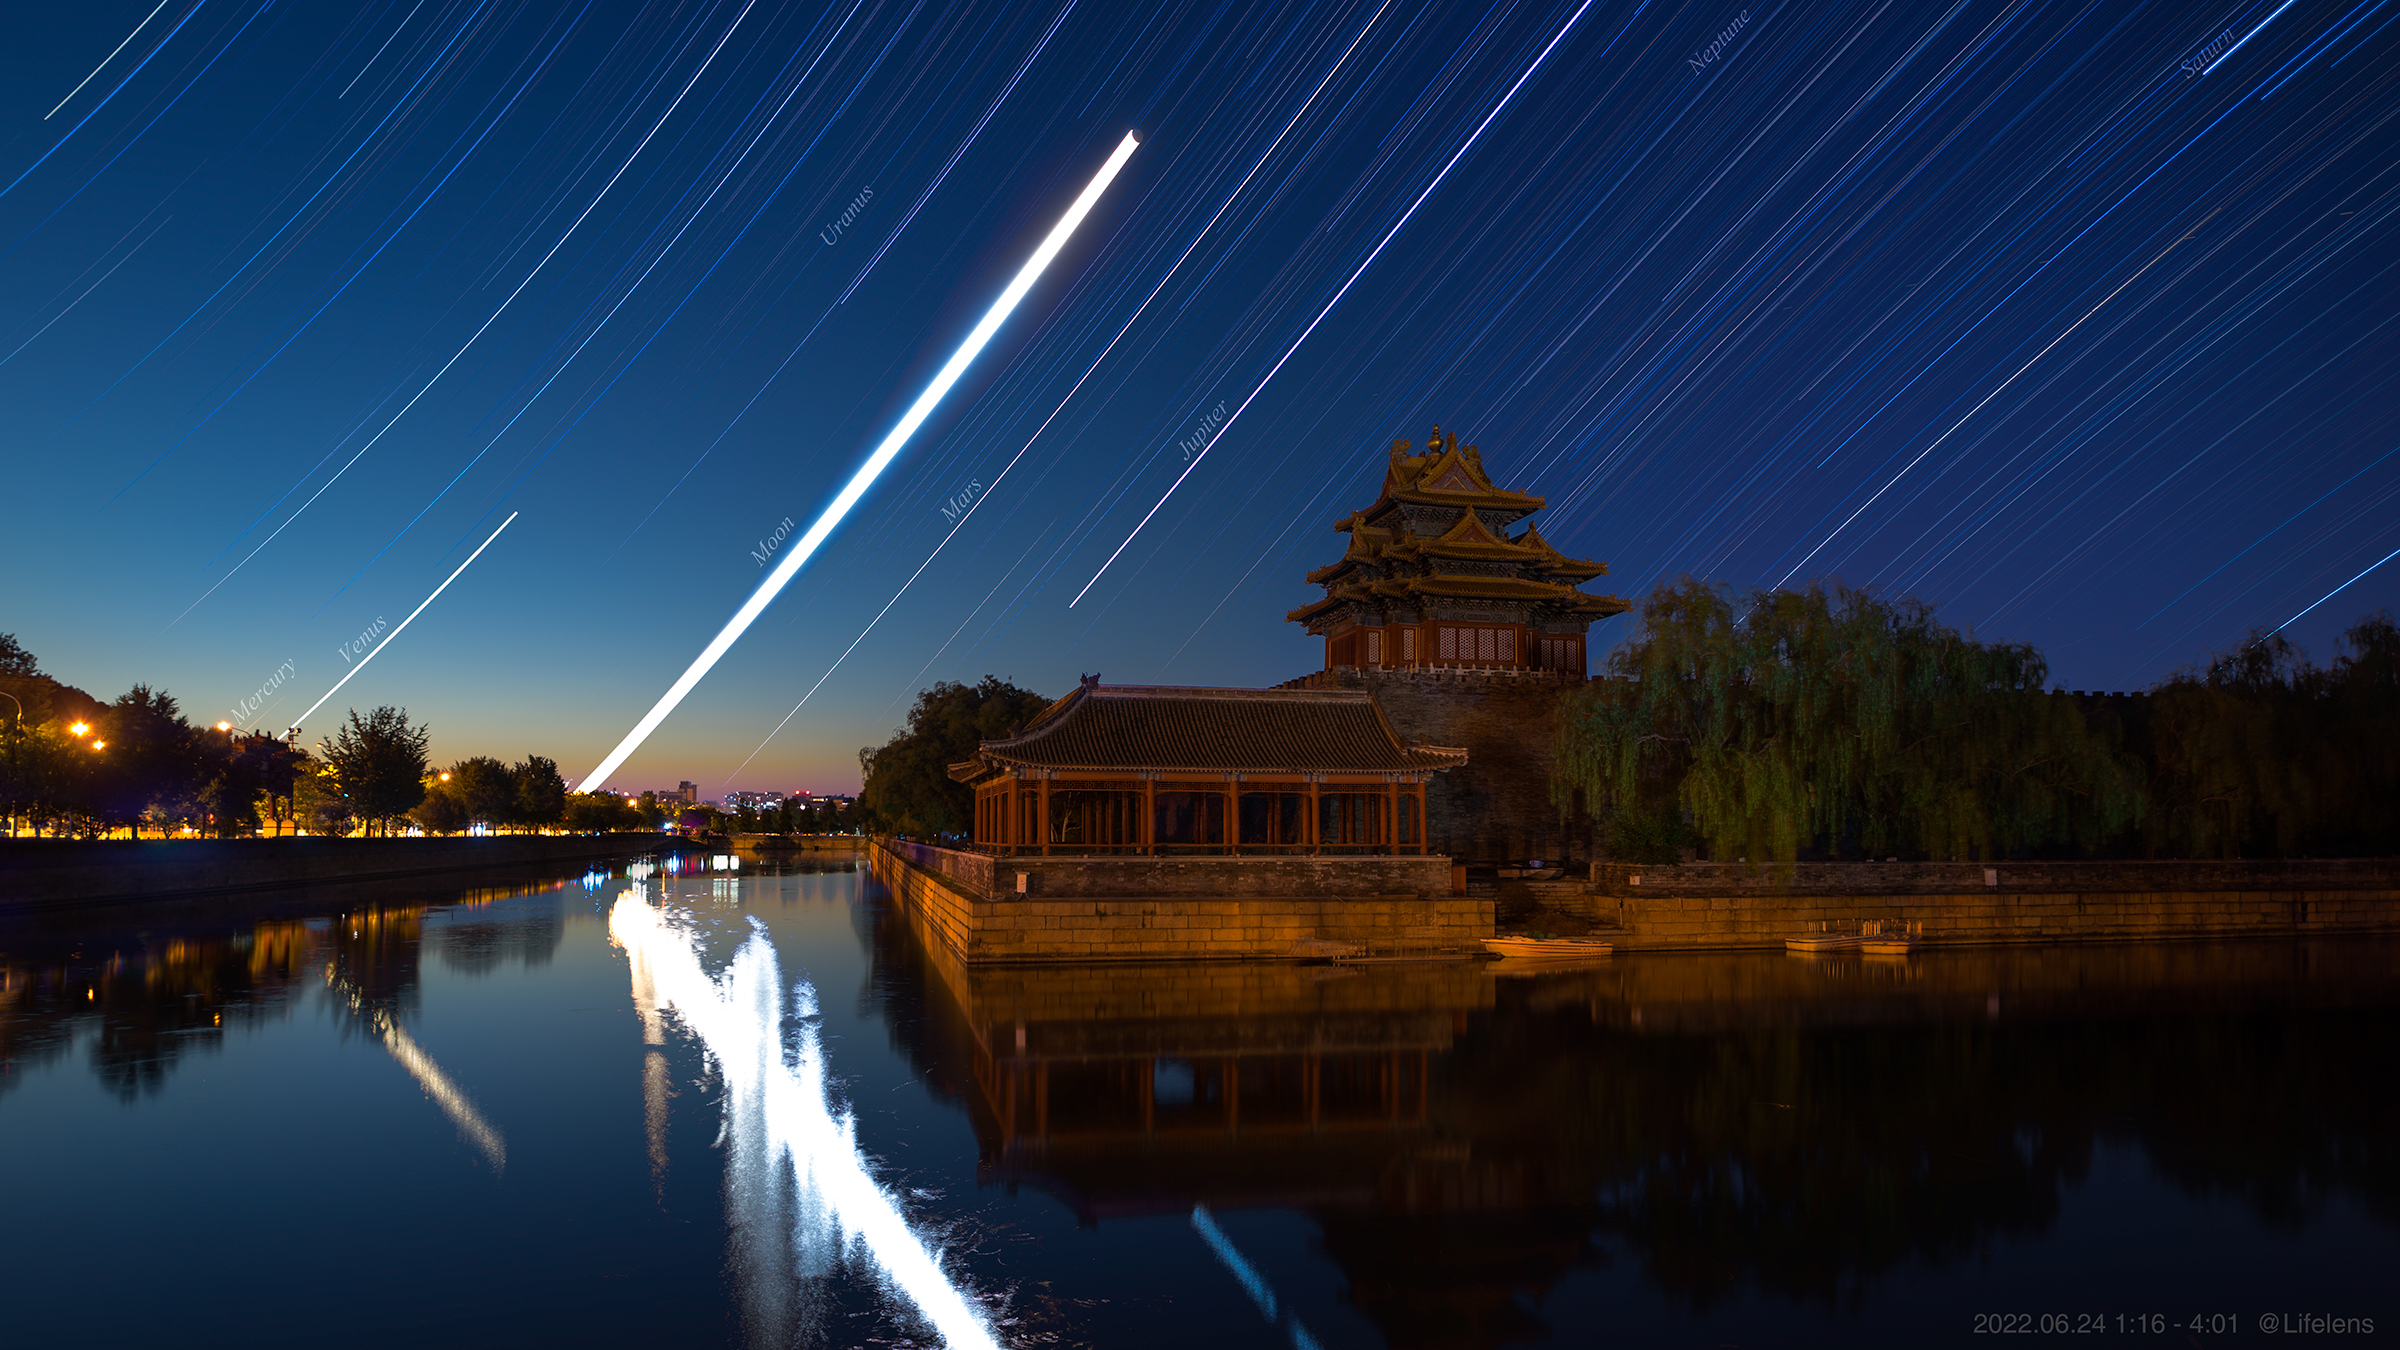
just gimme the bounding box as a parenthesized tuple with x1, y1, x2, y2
(872, 840, 1490, 963)
(1278, 667, 1597, 866)
(1560, 859, 2400, 949)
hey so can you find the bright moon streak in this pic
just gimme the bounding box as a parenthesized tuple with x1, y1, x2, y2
(575, 132, 1140, 793)
(286, 512, 519, 732)
(611, 898, 1000, 1349)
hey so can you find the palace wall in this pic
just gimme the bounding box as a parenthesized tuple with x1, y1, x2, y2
(1543, 858, 2400, 949)
(1278, 667, 1595, 867)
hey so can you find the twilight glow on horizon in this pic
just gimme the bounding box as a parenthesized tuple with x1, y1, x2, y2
(3, 0, 2393, 794)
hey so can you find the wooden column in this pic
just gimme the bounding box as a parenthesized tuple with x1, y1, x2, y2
(1225, 776, 1238, 856)
(1039, 775, 1051, 857)
(1384, 780, 1398, 855)
(1142, 776, 1155, 856)
(1307, 776, 1320, 854)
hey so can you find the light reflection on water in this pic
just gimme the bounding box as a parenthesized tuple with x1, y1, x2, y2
(611, 888, 998, 1349)
(0, 858, 2393, 1347)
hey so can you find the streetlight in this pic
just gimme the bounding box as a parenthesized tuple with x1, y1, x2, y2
(70, 722, 89, 737)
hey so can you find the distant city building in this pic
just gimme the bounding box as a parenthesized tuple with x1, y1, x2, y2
(676, 781, 698, 805)
(726, 790, 786, 810)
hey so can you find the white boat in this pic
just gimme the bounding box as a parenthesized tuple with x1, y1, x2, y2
(1482, 936, 1613, 959)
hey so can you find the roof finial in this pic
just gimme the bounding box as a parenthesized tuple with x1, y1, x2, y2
(1080, 672, 1101, 690)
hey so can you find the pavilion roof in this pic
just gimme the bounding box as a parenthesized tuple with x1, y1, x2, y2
(1286, 572, 1631, 624)
(948, 681, 1467, 780)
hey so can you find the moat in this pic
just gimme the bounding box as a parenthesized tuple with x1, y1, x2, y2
(2, 857, 2391, 1348)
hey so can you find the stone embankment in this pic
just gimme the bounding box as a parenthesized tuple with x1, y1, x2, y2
(0, 833, 665, 909)
(872, 839, 1488, 963)
(1526, 858, 2400, 950)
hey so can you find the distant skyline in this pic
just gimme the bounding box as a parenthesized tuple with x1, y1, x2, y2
(4, 0, 2394, 793)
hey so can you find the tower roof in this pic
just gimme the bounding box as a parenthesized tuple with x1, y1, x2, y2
(949, 681, 1466, 780)
(1291, 425, 1629, 637)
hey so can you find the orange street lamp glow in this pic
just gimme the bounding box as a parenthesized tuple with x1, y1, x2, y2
(91, 740, 106, 750)
(70, 722, 89, 737)
(439, 772, 451, 782)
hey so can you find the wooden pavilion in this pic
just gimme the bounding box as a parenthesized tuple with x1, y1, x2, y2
(949, 677, 1467, 857)
(1289, 426, 1629, 673)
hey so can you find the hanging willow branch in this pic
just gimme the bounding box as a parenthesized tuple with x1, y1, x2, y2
(1555, 579, 2144, 864)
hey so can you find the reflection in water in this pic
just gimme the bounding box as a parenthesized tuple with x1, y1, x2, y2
(2, 884, 549, 1177)
(609, 891, 999, 1350)
(325, 949, 507, 1173)
(1193, 1202, 1324, 1349)
(866, 898, 2400, 1349)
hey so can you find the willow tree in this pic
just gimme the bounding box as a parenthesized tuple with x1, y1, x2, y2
(1555, 580, 2141, 864)
(2144, 615, 2400, 857)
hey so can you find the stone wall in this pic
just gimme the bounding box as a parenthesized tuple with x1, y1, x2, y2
(871, 840, 1492, 963)
(1280, 667, 1592, 866)
(0, 834, 665, 909)
(1559, 858, 2400, 949)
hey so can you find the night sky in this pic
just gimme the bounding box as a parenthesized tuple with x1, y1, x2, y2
(4, 0, 2394, 795)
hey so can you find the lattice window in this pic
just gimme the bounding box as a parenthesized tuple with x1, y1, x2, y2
(1439, 626, 1458, 660)
(1477, 628, 1496, 662)
(1366, 630, 1382, 664)
(1498, 628, 1515, 662)
(1402, 627, 1417, 662)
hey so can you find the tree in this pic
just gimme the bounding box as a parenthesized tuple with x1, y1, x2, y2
(0, 632, 38, 679)
(512, 755, 567, 830)
(318, 707, 431, 835)
(859, 677, 1053, 838)
(408, 780, 471, 834)
(1556, 580, 2142, 865)
(446, 756, 515, 829)
(565, 791, 640, 832)
(2142, 614, 2400, 857)
(91, 686, 205, 838)
(295, 761, 354, 835)
(199, 733, 279, 838)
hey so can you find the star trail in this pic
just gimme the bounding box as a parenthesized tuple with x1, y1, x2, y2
(3, 0, 2393, 793)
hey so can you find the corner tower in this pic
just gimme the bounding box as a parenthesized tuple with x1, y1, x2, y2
(1288, 427, 1629, 674)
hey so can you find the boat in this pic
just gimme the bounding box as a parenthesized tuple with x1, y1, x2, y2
(1784, 932, 1867, 953)
(1481, 936, 1613, 959)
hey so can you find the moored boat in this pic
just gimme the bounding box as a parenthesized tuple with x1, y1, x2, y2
(1482, 936, 1613, 959)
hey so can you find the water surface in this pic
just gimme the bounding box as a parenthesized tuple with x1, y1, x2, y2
(2, 858, 2392, 1347)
